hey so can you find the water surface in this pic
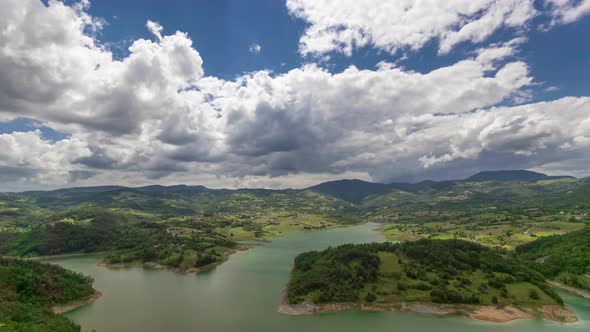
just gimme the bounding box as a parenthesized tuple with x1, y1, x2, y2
(51, 223, 590, 332)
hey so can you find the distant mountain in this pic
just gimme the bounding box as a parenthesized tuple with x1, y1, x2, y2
(306, 179, 392, 203)
(23, 185, 125, 196)
(6, 170, 580, 208)
(306, 170, 578, 203)
(464, 170, 573, 182)
(135, 184, 208, 193)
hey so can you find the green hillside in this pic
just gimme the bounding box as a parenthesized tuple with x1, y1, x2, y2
(286, 240, 562, 307)
(1, 170, 588, 271)
(0, 258, 96, 331)
(517, 227, 590, 291)
(0, 186, 359, 271)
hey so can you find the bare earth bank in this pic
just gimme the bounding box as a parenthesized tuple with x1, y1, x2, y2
(51, 291, 103, 315)
(277, 302, 578, 324)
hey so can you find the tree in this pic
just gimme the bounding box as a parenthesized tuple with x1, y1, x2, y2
(365, 292, 376, 302)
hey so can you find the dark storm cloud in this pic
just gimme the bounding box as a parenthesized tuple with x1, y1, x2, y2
(226, 102, 320, 157)
(68, 170, 99, 182)
(0, 165, 37, 181)
(74, 146, 118, 169)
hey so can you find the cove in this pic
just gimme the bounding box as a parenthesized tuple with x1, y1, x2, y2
(49, 223, 590, 332)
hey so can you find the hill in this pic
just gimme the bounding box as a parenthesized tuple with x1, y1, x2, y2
(464, 170, 573, 182)
(0, 187, 359, 271)
(1, 169, 588, 271)
(306, 170, 578, 204)
(286, 240, 561, 306)
(307, 179, 393, 203)
(0, 258, 97, 331)
(517, 227, 590, 291)
(283, 239, 575, 322)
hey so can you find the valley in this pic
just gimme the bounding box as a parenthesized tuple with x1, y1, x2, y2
(0, 170, 589, 330)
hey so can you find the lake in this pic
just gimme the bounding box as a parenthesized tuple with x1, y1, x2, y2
(50, 223, 590, 332)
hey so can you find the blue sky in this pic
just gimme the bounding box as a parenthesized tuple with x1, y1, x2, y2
(69, 0, 590, 99)
(0, 0, 589, 190)
(85, 0, 306, 80)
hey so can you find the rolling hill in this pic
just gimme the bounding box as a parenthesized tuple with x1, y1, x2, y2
(0, 169, 588, 271)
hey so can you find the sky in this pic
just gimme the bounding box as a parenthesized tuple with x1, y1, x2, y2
(0, 0, 589, 191)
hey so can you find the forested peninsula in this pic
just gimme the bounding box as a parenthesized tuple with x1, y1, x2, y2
(0, 258, 99, 331)
(281, 239, 579, 323)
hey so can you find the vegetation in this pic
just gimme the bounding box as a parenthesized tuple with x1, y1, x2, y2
(0, 188, 357, 271)
(0, 169, 587, 328)
(286, 239, 562, 307)
(0, 258, 95, 331)
(517, 227, 590, 291)
(0, 169, 588, 272)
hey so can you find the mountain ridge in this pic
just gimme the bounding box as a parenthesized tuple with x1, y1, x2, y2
(9, 169, 574, 195)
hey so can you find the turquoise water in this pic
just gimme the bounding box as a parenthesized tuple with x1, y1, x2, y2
(50, 223, 590, 332)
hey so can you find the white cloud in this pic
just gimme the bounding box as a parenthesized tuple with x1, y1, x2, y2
(146, 20, 164, 40)
(0, 130, 91, 187)
(286, 0, 590, 57)
(416, 97, 590, 171)
(286, 0, 536, 56)
(545, 0, 590, 24)
(249, 43, 262, 54)
(0, 0, 588, 190)
(545, 85, 560, 92)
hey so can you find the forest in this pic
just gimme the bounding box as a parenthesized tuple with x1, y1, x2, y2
(517, 227, 590, 291)
(287, 239, 563, 307)
(0, 170, 588, 274)
(0, 258, 96, 331)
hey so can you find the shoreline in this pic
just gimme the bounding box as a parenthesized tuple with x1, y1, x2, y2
(51, 291, 103, 315)
(277, 301, 578, 324)
(549, 280, 590, 299)
(96, 245, 249, 275)
(2, 252, 106, 261)
(93, 224, 366, 273)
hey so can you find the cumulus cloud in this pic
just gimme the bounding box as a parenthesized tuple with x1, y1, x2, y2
(0, 130, 91, 186)
(0, 0, 588, 190)
(0, 0, 205, 137)
(286, 0, 590, 57)
(286, 0, 537, 56)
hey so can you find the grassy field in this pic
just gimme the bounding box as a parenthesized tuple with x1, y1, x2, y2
(381, 213, 587, 250)
(212, 212, 338, 241)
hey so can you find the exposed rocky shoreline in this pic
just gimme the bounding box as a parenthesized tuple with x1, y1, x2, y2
(277, 301, 578, 323)
(51, 291, 103, 315)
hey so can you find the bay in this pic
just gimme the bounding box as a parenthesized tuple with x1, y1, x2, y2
(50, 223, 590, 332)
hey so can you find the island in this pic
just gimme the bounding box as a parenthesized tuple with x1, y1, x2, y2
(0, 257, 99, 331)
(280, 239, 577, 323)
